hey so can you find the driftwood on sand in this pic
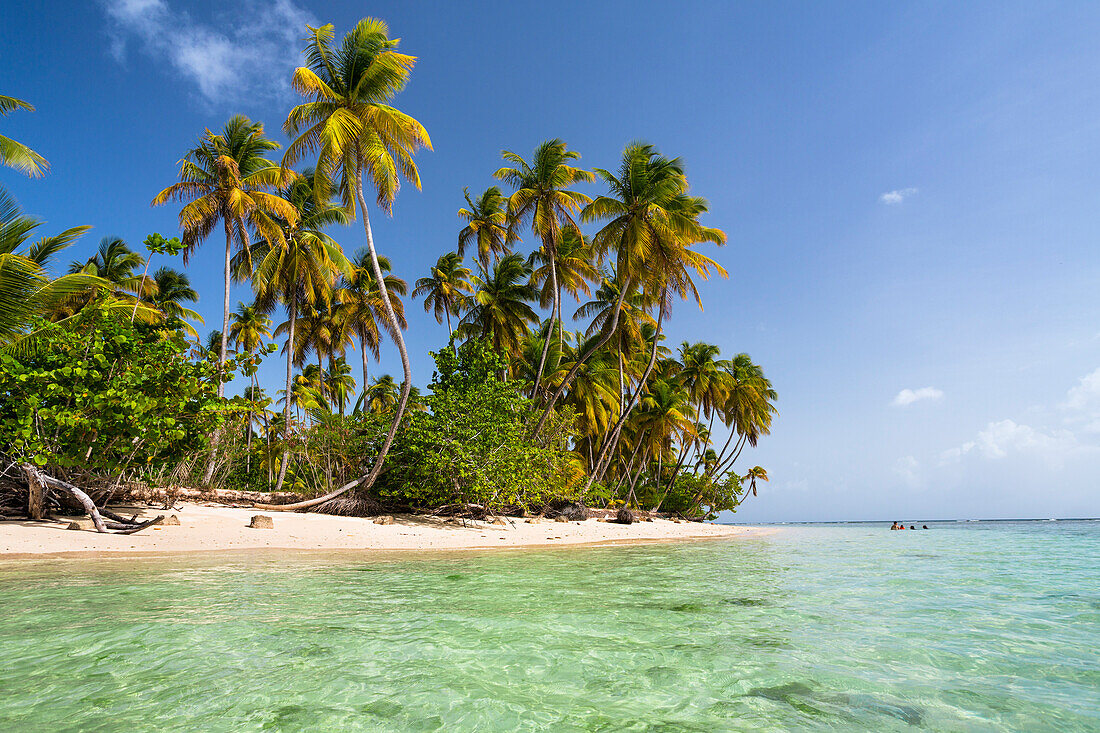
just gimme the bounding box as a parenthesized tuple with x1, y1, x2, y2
(10, 463, 163, 534)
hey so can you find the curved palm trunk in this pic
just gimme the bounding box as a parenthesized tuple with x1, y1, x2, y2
(532, 277, 630, 438)
(273, 290, 297, 494)
(200, 221, 235, 485)
(258, 174, 410, 511)
(445, 308, 456, 355)
(585, 299, 665, 491)
(532, 239, 558, 403)
(359, 337, 370, 407)
(130, 256, 152, 323)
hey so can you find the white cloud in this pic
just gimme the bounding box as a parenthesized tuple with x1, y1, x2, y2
(891, 386, 943, 407)
(1063, 367, 1100, 411)
(894, 455, 919, 487)
(941, 419, 1079, 463)
(880, 187, 918, 204)
(104, 0, 313, 103)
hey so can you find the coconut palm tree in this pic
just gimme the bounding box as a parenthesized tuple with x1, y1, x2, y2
(0, 187, 94, 346)
(363, 374, 400, 415)
(528, 226, 599, 350)
(335, 249, 407, 390)
(228, 301, 272, 357)
(0, 95, 48, 177)
(149, 267, 203, 334)
(494, 139, 593, 393)
(326, 356, 357, 415)
(456, 252, 539, 368)
(152, 115, 296, 399)
(533, 143, 696, 437)
(277, 18, 432, 509)
(412, 251, 470, 350)
(457, 186, 516, 271)
(246, 171, 350, 494)
(69, 236, 145, 296)
(584, 166, 727, 488)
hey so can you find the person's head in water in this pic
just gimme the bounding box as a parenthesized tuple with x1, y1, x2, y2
(922, 525, 928, 530)
(910, 525, 916, 530)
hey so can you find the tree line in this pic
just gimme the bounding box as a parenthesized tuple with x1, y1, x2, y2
(0, 18, 775, 519)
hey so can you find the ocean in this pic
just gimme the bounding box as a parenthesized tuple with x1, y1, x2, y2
(1, 520, 1097, 731)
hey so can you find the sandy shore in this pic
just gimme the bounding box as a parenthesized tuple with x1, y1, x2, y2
(0, 502, 771, 558)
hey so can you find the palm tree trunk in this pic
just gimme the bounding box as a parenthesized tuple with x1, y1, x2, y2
(273, 290, 297, 494)
(532, 241, 557, 403)
(257, 172, 411, 511)
(445, 308, 456, 355)
(585, 298, 665, 490)
(130, 256, 152, 323)
(532, 276, 630, 438)
(199, 221, 235, 485)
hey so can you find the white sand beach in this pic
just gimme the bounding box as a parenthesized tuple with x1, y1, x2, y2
(0, 503, 771, 557)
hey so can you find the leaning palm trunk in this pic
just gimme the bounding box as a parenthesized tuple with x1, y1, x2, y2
(531, 240, 558, 402)
(585, 300, 665, 491)
(200, 220, 236, 484)
(257, 176, 410, 511)
(273, 290, 297, 494)
(532, 277, 630, 438)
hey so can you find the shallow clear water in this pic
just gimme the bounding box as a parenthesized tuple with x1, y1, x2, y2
(1, 521, 1098, 731)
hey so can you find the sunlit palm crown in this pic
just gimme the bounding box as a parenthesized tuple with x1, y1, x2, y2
(457, 252, 539, 359)
(228, 301, 271, 355)
(412, 251, 471, 326)
(335, 249, 407, 360)
(0, 187, 96, 345)
(457, 186, 516, 268)
(494, 138, 593, 248)
(244, 170, 351, 314)
(528, 227, 599, 309)
(282, 18, 432, 213)
(583, 143, 727, 307)
(152, 115, 296, 260)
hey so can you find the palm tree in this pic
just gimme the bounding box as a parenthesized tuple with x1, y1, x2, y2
(494, 139, 593, 393)
(533, 143, 694, 437)
(0, 187, 93, 346)
(528, 226, 599, 350)
(710, 354, 777, 477)
(152, 115, 296, 399)
(412, 252, 470, 350)
(69, 236, 145, 296)
(229, 302, 272, 472)
(246, 171, 350, 494)
(738, 466, 769, 505)
(149, 267, 203, 334)
(326, 356, 357, 415)
(363, 374, 400, 415)
(457, 186, 516, 271)
(336, 250, 408, 390)
(0, 95, 48, 177)
(228, 301, 272, 358)
(277, 18, 431, 509)
(456, 252, 539, 367)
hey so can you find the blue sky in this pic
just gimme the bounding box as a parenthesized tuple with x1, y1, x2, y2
(3, 1, 1099, 521)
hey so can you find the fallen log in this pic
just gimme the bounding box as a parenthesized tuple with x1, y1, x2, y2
(25, 465, 108, 533)
(110, 515, 164, 535)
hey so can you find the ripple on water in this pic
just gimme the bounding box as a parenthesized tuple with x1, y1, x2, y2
(0, 521, 1097, 731)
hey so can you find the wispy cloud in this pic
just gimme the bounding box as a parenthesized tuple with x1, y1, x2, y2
(104, 0, 313, 104)
(891, 386, 943, 407)
(941, 419, 1080, 464)
(1062, 367, 1100, 411)
(880, 187, 918, 205)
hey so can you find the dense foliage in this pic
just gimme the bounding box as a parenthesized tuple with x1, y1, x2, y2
(0, 299, 229, 479)
(379, 339, 580, 511)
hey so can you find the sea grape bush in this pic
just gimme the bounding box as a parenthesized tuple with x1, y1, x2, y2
(377, 339, 583, 511)
(0, 298, 237, 479)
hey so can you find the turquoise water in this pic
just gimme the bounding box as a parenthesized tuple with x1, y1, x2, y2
(1, 521, 1097, 731)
